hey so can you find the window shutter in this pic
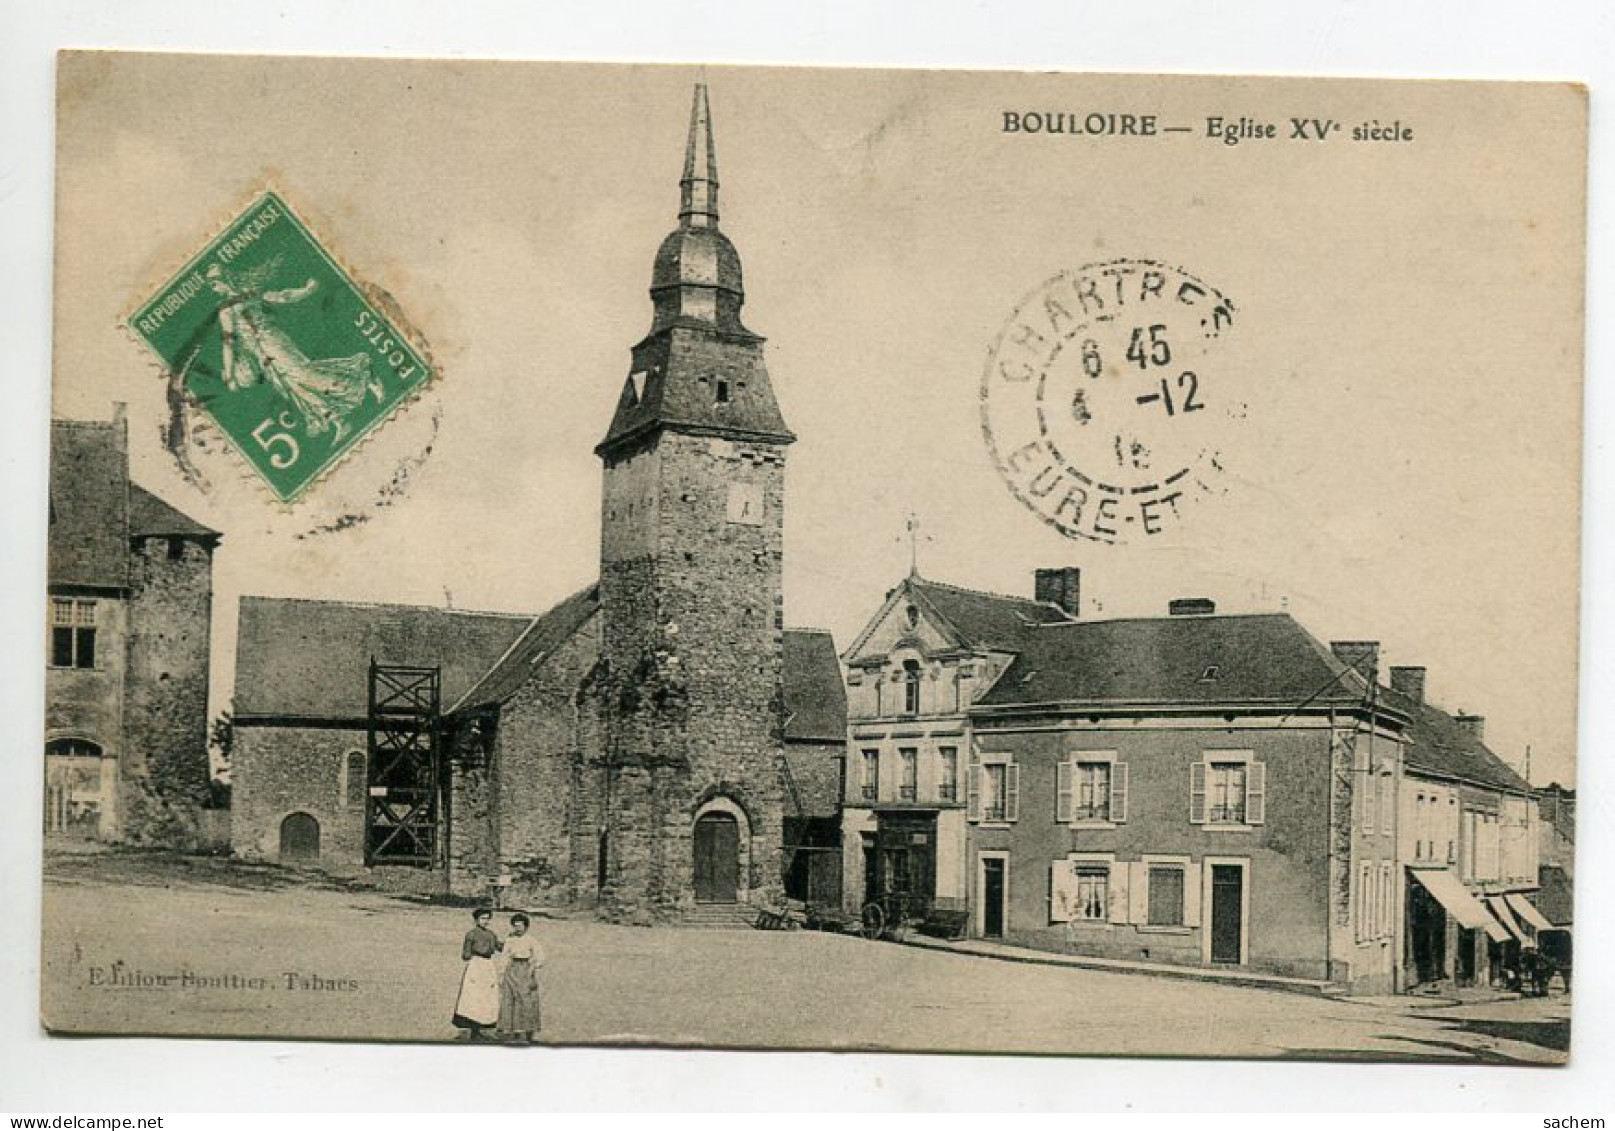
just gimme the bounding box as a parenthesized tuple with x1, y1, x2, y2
(967, 764, 981, 822)
(1049, 861, 1074, 923)
(1055, 760, 1072, 823)
(1111, 762, 1129, 824)
(1182, 862, 1202, 927)
(1108, 860, 1130, 924)
(1128, 861, 1149, 924)
(1246, 761, 1266, 825)
(1189, 761, 1207, 824)
(1005, 762, 1021, 823)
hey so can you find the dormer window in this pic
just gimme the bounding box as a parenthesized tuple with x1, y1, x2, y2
(1200, 665, 1219, 682)
(905, 604, 919, 630)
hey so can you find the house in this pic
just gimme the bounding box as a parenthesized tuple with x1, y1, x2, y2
(45, 408, 221, 845)
(840, 568, 1409, 994)
(1386, 667, 1545, 990)
(229, 85, 847, 917)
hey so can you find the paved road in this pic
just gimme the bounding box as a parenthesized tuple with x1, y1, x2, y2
(40, 852, 1568, 1062)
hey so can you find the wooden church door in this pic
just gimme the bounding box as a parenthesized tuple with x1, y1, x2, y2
(693, 813, 740, 903)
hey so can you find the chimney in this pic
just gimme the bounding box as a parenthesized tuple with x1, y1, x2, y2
(1454, 713, 1485, 742)
(1330, 641, 1380, 679)
(1389, 666, 1426, 703)
(1168, 597, 1216, 617)
(1034, 567, 1080, 618)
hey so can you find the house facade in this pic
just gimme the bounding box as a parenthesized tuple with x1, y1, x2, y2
(45, 408, 221, 845)
(229, 85, 846, 917)
(841, 570, 1416, 994)
(1386, 668, 1545, 990)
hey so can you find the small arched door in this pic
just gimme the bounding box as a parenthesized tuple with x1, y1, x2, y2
(693, 812, 740, 903)
(280, 812, 321, 864)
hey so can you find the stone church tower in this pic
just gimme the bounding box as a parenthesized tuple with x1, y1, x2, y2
(591, 84, 796, 915)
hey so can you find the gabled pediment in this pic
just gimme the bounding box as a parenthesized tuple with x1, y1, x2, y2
(843, 577, 966, 665)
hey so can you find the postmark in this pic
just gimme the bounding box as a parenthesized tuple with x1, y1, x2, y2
(980, 259, 1243, 543)
(128, 190, 434, 504)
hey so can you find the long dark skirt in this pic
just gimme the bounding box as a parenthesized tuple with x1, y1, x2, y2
(498, 959, 542, 1035)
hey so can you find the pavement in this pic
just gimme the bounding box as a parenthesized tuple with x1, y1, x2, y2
(39, 849, 1570, 1063)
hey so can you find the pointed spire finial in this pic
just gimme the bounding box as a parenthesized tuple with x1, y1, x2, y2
(680, 83, 719, 229)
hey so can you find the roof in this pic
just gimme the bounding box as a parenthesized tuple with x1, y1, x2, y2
(129, 484, 218, 539)
(1533, 865, 1573, 927)
(234, 597, 530, 719)
(451, 585, 601, 711)
(974, 612, 1367, 710)
(1380, 684, 1531, 795)
(49, 419, 130, 589)
(783, 629, 847, 743)
(909, 576, 1072, 652)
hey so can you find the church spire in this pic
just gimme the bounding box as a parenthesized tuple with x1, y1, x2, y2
(679, 83, 719, 229)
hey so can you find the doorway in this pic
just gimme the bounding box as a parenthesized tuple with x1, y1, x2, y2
(1206, 860, 1246, 965)
(693, 812, 741, 903)
(279, 812, 321, 864)
(980, 854, 1007, 939)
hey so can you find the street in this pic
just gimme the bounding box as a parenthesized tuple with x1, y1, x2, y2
(40, 850, 1568, 1063)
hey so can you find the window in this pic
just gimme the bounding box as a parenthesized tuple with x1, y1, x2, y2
(1208, 762, 1247, 823)
(983, 763, 1007, 821)
(1074, 865, 1109, 922)
(1076, 762, 1112, 821)
(1378, 773, 1394, 838)
(898, 747, 917, 801)
(860, 749, 879, 801)
(49, 598, 98, 669)
(1190, 756, 1265, 826)
(345, 751, 367, 808)
(970, 757, 1019, 823)
(1147, 864, 1186, 926)
(902, 660, 922, 715)
(937, 746, 959, 801)
(714, 379, 730, 404)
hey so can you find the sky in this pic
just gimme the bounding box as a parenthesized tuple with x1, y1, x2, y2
(49, 54, 1585, 785)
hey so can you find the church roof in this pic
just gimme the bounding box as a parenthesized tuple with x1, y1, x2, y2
(783, 628, 847, 743)
(973, 612, 1369, 711)
(234, 597, 530, 721)
(49, 418, 131, 590)
(909, 576, 1073, 652)
(449, 584, 602, 712)
(1380, 683, 1531, 795)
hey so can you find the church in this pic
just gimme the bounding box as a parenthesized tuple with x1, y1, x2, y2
(229, 85, 846, 919)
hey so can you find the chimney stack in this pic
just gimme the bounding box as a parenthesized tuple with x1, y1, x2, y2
(1330, 641, 1380, 679)
(1454, 714, 1485, 742)
(1034, 567, 1080, 618)
(1168, 597, 1216, 617)
(1389, 666, 1426, 703)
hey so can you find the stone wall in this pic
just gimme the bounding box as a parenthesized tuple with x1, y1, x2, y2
(45, 595, 128, 839)
(123, 535, 214, 845)
(596, 428, 789, 914)
(231, 722, 368, 871)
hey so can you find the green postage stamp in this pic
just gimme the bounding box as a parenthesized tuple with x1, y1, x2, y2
(128, 191, 432, 502)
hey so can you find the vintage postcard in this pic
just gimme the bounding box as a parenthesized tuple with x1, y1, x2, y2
(42, 52, 1584, 1062)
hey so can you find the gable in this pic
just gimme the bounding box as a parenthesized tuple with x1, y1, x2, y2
(49, 419, 130, 590)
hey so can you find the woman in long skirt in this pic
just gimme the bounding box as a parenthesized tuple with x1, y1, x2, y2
(452, 908, 502, 1041)
(497, 912, 545, 1044)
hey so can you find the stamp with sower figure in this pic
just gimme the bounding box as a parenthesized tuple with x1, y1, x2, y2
(128, 190, 434, 504)
(981, 260, 1244, 544)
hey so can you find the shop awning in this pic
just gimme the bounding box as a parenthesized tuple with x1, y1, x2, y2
(1505, 892, 1554, 933)
(1486, 895, 1531, 945)
(1410, 868, 1509, 943)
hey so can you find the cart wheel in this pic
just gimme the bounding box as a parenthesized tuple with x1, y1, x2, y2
(859, 901, 886, 940)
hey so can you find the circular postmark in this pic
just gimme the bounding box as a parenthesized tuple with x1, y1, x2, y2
(980, 259, 1244, 544)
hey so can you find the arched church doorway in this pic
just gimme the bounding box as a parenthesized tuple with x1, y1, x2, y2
(280, 812, 321, 864)
(693, 811, 740, 904)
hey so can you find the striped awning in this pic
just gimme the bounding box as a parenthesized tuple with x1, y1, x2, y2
(1410, 867, 1509, 943)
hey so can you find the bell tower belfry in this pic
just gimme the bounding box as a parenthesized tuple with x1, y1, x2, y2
(591, 83, 795, 915)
